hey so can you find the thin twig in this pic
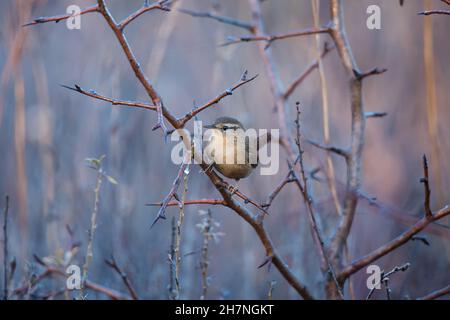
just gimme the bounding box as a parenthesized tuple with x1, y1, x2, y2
(222, 26, 331, 46)
(118, 0, 172, 31)
(366, 263, 410, 300)
(179, 8, 254, 31)
(147, 199, 226, 207)
(174, 164, 190, 298)
(199, 209, 212, 300)
(82, 161, 104, 289)
(294, 102, 344, 299)
(104, 256, 139, 300)
(261, 171, 295, 209)
(417, 284, 450, 300)
(168, 217, 177, 299)
(418, 10, 450, 15)
(284, 42, 335, 100)
(61, 84, 156, 111)
(23, 5, 99, 26)
(177, 72, 258, 127)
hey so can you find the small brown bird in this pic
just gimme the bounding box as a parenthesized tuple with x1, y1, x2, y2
(203, 117, 270, 185)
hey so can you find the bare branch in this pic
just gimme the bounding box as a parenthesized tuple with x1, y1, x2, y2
(294, 103, 344, 299)
(418, 10, 450, 15)
(261, 171, 295, 209)
(147, 199, 227, 207)
(420, 154, 432, 217)
(417, 284, 450, 300)
(179, 8, 254, 31)
(23, 5, 99, 27)
(284, 42, 335, 100)
(97, 0, 173, 135)
(151, 161, 188, 228)
(222, 26, 331, 46)
(61, 84, 157, 111)
(105, 256, 139, 300)
(118, 1, 172, 31)
(177, 72, 258, 127)
(339, 205, 450, 281)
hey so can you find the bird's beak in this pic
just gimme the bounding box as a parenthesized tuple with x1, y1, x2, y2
(203, 124, 215, 129)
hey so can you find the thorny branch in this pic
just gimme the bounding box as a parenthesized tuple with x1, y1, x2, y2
(60, 84, 157, 111)
(222, 26, 331, 47)
(294, 103, 343, 299)
(105, 256, 139, 300)
(339, 205, 450, 282)
(151, 161, 188, 228)
(118, 0, 172, 31)
(23, 5, 99, 26)
(177, 71, 258, 127)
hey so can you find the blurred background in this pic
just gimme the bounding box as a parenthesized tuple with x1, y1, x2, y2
(0, 0, 449, 299)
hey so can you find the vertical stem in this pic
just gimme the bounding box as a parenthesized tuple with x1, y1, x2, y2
(174, 164, 189, 299)
(82, 170, 103, 289)
(200, 210, 212, 300)
(168, 217, 177, 299)
(311, 0, 342, 217)
(3, 196, 9, 300)
(14, 72, 28, 236)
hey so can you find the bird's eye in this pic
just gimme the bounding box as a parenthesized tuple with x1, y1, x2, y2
(222, 126, 229, 131)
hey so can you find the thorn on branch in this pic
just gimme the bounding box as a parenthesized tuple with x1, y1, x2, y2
(411, 236, 430, 246)
(258, 255, 273, 272)
(307, 139, 349, 159)
(365, 111, 388, 119)
(150, 161, 189, 228)
(354, 67, 388, 80)
(421, 154, 433, 218)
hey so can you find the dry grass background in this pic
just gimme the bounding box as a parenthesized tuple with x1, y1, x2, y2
(0, 0, 449, 299)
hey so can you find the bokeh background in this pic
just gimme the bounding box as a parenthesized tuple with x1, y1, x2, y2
(0, 0, 449, 299)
